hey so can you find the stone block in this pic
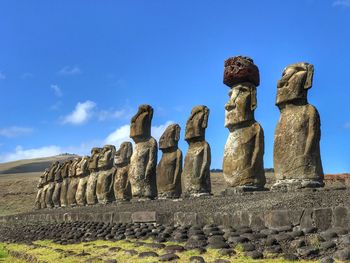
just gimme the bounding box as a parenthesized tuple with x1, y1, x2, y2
(264, 210, 291, 228)
(233, 211, 250, 227)
(249, 211, 265, 229)
(332, 206, 350, 228)
(300, 209, 314, 228)
(174, 212, 197, 226)
(314, 208, 332, 231)
(132, 211, 157, 223)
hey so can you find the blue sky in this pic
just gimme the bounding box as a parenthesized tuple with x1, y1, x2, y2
(0, 0, 350, 173)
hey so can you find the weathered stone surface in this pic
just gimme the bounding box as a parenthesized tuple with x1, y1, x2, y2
(114, 142, 132, 201)
(67, 158, 81, 206)
(157, 124, 183, 198)
(60, 160, 72, 207)
(75, 156, 90, 206)
(222, 56, 265, 190)
(34, 169, 48, 209)
(223, 56, 260, 87)
(52, 163, 62, 207)
(129, 105, 158, 199)
(45, 161, 60, 208)
(182, 105, 211, 196)
(86, 148, 102, 205)
(132, 211, 157, 223)
(96, 145, 116, 204)
(273, 62, 324, 189)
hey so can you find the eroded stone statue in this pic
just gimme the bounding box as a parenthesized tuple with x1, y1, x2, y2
(129, 104, 158, 199)
(76, 156, 90, 206)
(52, 162, 62, 207)
(67, 158, 81, 206)
(157, 124, 183, 198)
(60, 160, 72, 207)
(34, 170, 48, 209)
(222, 56, 265, 191)
(96, 145, 116, 204)
(45, 161, 60, 208)
(273, 62, 324, 189)
(86, 147, 102, 205)
(182, 105, 211, 196)
(40, 169, 49, 209)
(113, 142, 132, 201)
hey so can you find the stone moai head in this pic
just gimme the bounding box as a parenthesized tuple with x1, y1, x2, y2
(115, 142, 133, 166)
(223, 56, 259, 131)
(77, 156, 90, 175)
(91, 147, 102, 157)
(130, 104, 153, 141)
(99, 145, 116, 168)
(159, 124, 181, 150)
(185, 105, 209, 142)
(276, 62, 314, 108)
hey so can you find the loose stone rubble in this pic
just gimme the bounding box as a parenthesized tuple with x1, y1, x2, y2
(222, 56, 265, 191)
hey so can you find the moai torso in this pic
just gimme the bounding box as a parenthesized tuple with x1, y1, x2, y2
(157, 124, 183, 198)
(182, 105, 211, 196)
(273, 62, 323, 189)
(129, 104, 158, 199)
(222, 56, 265, 190)
(114, 142, 133, 201)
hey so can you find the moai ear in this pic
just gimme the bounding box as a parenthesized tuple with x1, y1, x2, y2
(304, 63, 314, 90)
(201, 107, 209, 128)
(126, 142, 133, 159)
(175, 124, 181, 142)
(250, 88, 257, 111)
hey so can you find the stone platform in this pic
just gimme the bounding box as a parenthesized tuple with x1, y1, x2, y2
(2, 187, 350, 231)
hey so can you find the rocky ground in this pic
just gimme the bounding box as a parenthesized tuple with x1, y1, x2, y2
(1, 221, 350, 262)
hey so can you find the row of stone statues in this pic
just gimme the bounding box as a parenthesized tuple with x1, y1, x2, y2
(35, 55, 324, 209)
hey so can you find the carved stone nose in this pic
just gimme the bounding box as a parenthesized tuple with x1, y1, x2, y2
(225, 102, 235, 111)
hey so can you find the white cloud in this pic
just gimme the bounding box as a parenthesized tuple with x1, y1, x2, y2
(62, 100, 96, 125)
(51, 84, 63, 97)
(0, 126, 33, 138)
(97, 108, 132, 121)
(104, 121, 174, 149)
(333, 0, 350, 7)
(58, 65, 82, 76)
(0, 72, 6, 80)
(21, 72, 33, 79)
(0, 145, 62, 162)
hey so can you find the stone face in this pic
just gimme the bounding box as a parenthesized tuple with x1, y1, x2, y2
(114, 142, 132, 201)
(45, 161, 60, 208)
(222, 56, 265, 190)
(273, 62, 324, 189)
(223, 56, 260, 87)
(96, 145, 116, 204)
(76, 156, 90, 206)
(129, 105, 158, 199)
(52, 163, 62, 207)
(67, 158, 81, 206)
(34, 169, 48, 209)
(157, 124, 183, 198)
(60, 160, 72, 207)
(86, 147, 102, 205)
(182, 105, 211, 196)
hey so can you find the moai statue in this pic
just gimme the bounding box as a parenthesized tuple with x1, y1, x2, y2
(34, 170, 47, 209)
(273, 62, 324, 189)
(157, 124, 183, 198)
(129, 104, 158, 199)
(86, 147, 102, 205)
(222, 56, 265, 191)
(40, 169, 49, 209)
(182, 105, 211, 196)
(60, 160, 72, 207)
(52, 162, 63, 207)
(76, 156, 90, 206)
(45, 161, 59, 208)
(67, 158, 81, 206)
(113, 142, 132, 201)
(96, 145, 116, 204)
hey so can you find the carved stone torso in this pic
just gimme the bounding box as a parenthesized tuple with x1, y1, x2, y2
(129, 137, 157, 198)
(223, 122, 265, 187)
(274, 104, 323, 181)
(157, 149, 182, 196)
(182, 141, 211, 195)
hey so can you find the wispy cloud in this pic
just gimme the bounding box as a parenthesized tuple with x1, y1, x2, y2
(97, 107, 133, 121)
(61, 100, 96, 125)
(50, 84, 63, 97)
(58, 65, 82, 76)
(333, 0, 350, 7)
(0, 72, 6, 80)
(21, 72, 34, 79)
(104, 120, 174, 149)
(0, 126, 33, 138)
